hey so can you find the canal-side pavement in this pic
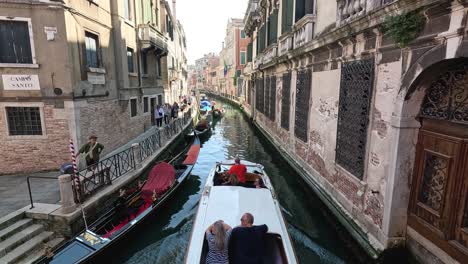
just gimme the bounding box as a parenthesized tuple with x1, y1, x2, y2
(0, 110, 193, 218)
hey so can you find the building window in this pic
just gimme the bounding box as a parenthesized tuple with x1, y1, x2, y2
(124, 0, 132, 20)
(157, 95, 163, 106)
(269, 75, 276, 121)
(142, 52, 148, 75)
(143, 97, 149, 113)
(127, 47, 134, 73)
(240, 30, 246, 39)
(281, 72, 291, 130)
(240, 51, 246, 65)
(295, 0, 314, 22)
(130, 98, 137, 117)
(336, 59, 375, 179)
(0, 19, 33, 64)
(294, 68, 312, 142)
(267, 9, 278, 45)
(255, 78, 264, 113)
(156, 56, 161, 77)
(85, 32, 100, 68)
(6, 107, 42, 135)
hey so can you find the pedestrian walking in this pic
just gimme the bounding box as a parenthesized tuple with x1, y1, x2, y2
(155, 105, 164, 127)
(163, 103, 170, 125)
(78, 135, 104, 170)
(171, 102, 179, 120)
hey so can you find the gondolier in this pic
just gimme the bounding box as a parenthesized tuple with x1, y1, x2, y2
(78, 135, 104, 168)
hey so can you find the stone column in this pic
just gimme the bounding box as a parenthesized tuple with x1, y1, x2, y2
(59, 174, 76, 214)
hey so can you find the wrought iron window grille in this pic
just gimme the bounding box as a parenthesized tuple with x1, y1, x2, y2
(335, 59, 375, 179)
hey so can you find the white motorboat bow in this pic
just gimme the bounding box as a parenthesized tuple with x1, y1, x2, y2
(185, 160, 298, 264)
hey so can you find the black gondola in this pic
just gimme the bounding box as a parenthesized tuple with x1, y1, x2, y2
(40, 136, 201, 264)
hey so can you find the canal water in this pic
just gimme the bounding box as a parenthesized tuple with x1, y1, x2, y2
(110, 103, 361, 263)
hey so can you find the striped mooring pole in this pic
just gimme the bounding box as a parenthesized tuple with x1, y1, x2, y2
(69, 139, 88, 229)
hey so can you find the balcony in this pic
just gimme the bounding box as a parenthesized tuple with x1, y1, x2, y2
(244, 0, 261, 36)
(293, 14, 315, 49)
(138, 24, 168, 54)
(337, 0, 397, 26)
(278, 34, 293, 56)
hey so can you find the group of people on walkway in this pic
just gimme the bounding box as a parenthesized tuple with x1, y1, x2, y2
(154, 102, 180, 127)
(206, 212, 268, 264)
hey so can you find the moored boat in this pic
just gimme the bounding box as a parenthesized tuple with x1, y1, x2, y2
(185, 160, 298, 264)
(41, 137, 201, 264)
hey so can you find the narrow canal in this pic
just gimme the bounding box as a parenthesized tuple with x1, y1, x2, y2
(110, 102, 361, 263)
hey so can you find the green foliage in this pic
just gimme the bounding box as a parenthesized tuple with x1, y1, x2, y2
(382, 11, 425, 48)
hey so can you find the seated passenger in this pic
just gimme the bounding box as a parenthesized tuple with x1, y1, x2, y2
(228, 157, 247, 183)
(206, 220, 232, 264)
(222, 173, 239, 186)
(229, 213, 268, 264)
(254, 178, 266, 189)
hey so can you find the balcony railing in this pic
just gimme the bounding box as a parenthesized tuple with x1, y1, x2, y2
(337, 0, 397, 26)
(293, 14, 315, 49)
(278, 34, 293, 56)
(138, 24, 168, 52)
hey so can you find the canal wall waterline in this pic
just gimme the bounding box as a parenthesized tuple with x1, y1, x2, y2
(27, 117, 194, 238)
(209, 93, 380, 259)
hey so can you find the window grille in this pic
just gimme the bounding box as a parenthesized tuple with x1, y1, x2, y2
(255, 78, 264, 113)
(265, 77, 271, 116)
(269, 76, 276, 121)
(294, 68, 311, 142)
(6, 107, 42, 135)
(336, 59, 375, 179)
(281, 72, 291, 130)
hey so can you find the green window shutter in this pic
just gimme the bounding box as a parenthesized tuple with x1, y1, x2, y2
(268, 9, 278, 45)
(240, 51, 246, 65)
(295, 0, 306, 22)
(282, 0, 294, 34)
(247, 42, 252, 62)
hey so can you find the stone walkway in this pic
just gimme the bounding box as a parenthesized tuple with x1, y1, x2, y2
(0, 108, 193, 216)
(0, 171, 60, 216)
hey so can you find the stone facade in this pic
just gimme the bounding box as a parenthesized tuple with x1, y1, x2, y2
(241, 0, 468, 262)
(0, 0, 183, 174)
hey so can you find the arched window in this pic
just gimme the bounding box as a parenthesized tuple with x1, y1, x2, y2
(420, 64, 468, 124)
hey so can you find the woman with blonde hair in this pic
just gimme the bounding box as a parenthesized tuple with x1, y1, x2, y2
(206, 220, 232, 264)
(222, 173, 239, 186)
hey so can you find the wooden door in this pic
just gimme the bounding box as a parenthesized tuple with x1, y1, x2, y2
(408, 120, 468, 262)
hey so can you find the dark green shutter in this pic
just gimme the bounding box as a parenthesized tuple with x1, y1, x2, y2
(247, 42, 252, 62)
(281, 0, 293, 34)
(268, 9, 278, 45)
(295, 0, 305, 22)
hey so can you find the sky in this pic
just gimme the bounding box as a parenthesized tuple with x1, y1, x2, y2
(176, 0, 249, 65)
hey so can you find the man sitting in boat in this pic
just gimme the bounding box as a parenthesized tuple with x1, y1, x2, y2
(221, 173, 239, 186)
(205, 220, 232, 264)
(229, 212, 268, 264)
(226, 157, 247, 183)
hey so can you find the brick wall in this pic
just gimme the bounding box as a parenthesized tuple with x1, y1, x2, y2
(77, 99, 152, 159)
(0, 104, 71, 175)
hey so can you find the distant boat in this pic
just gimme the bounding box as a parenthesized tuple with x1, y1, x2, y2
(187, 120, 211, 138)
(40, 137, 201, 264)
(185, 160, 298, 264)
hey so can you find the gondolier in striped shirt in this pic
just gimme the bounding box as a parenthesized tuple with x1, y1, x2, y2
(78, 135, 104, 169)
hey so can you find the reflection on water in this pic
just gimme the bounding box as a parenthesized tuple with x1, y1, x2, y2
(111, 104, 357, 264)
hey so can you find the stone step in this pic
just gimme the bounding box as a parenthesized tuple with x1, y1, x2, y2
(0, 219, 33, 242)
(0, 210, 25, 231)
(0, 224, 44, 258)
(0, 231, 54, 264)
(17, 237, 65, 264)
